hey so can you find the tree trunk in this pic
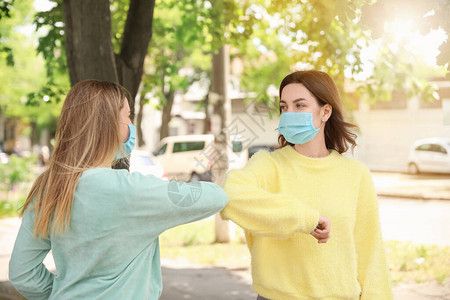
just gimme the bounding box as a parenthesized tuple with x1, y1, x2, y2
(30, 122, 38, 147)
(160, 90, 175, 140)
(116, 0, 155, 114)
(203, 84, 211, 134)
(211, 45, 233, 243)
(62, 0, 155, 116)
(136, 90, 146, 148)
(63, 0, 118, 85)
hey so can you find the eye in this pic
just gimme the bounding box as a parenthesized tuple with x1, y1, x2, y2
(296, 104, 305, 108)
(280, 105, 287, 110)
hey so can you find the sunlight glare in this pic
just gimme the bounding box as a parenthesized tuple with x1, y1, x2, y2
(387, 20, 447, 67)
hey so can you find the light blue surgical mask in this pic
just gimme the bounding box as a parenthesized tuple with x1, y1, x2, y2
(278, 112, 321, 145)
(115, 123, 136, 159)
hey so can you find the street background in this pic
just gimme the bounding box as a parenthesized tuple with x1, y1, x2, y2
(1, 0, 450, 299)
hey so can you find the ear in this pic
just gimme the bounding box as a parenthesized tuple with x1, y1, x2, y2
(321, 104, 332, 121)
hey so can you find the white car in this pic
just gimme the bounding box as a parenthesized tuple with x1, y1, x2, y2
(153, 134, 249, 181)
(0, 152, 8, 164)
(407, 137, 450, 174)
(129, 150, 167, 179)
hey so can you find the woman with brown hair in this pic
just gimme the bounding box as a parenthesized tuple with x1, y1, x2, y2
(221, 70, 392, 299)
(9, 80, 228, 299)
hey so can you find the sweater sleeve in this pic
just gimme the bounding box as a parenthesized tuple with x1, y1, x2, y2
(121, 172, 229, 236)
(221, 151, 320, 238)
(9, 209, 54, 300)
(354, 167, 393, 299)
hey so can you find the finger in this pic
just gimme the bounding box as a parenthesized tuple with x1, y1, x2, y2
(311, 232, 320, 239)
(318, 237, 329, 244)
(311, 231, 326, 239)
(311, 232, 325, 240)
(318, 223, 330, 231)
(314, 230, 329, 239)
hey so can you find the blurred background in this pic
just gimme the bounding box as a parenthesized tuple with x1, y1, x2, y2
(0, 0, 449, 299)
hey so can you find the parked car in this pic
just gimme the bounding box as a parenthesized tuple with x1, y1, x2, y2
(0, 147, 9, 164)
(153, 134, 248, 181)
(407, 137, 450, 174)
(248, 144, 277, 158)
(129, 150, 167, 179)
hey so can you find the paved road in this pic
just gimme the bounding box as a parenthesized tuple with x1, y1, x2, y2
(160, 261, 255, 300)
(378, 196, 450, 246)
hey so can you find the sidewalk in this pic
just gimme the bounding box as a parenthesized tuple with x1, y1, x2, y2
(372, 172, 450, 201)
(0, 172, 449, 299)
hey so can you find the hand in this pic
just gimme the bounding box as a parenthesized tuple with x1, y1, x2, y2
(310, 215, 330, 244)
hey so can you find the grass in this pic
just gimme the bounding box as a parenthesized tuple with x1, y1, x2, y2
(159, 219, 250, 268)
(0, 197, 25, 219)
(385, 240, 450, 284)
(159, 219, 450, 284)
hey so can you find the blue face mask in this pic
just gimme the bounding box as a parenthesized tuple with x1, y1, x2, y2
(115, 124, 136, 159)
(278, 112, 321, 145)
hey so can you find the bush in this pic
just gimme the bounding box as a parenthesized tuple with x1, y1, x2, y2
(0, 154, 37, 217)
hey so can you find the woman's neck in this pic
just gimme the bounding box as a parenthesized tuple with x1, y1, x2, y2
(293, 138, 330, 158)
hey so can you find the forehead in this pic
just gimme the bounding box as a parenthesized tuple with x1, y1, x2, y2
(280, 83, 315, 102)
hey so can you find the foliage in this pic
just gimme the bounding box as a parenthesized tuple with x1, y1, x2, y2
(0, 155, 37, 219)
(144, 0, 210, 108)
(0, 154, 36, 202)
(233, 0, 448, 109)
(0, 0, 14, 19)
(0, 198, 24, 218)
(0, 0, 64, 141)
(227, 0, 366, 108)
(361, 0, 450, 68)
(34, 0, 66, 82)
(0, 0, 16, 66)
(141, 0, 245, 140)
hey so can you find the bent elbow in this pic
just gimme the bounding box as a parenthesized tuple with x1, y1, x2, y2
(9, 260, 53, 298)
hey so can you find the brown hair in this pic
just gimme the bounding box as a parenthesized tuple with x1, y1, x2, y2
(278, 70, 357, 153)
(22, 80, 130, 238)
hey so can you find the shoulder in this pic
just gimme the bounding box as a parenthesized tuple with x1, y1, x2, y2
(225, 149, 277, 183)
(78, 168, 164, 191)
(79, 168, 129, 183)
(245, 150, 277, 168)
(259, 146, 292, 165)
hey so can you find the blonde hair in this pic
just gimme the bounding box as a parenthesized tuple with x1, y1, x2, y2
(22, 80, 130, 238)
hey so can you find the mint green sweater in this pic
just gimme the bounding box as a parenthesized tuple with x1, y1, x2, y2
(9, 168, 228, 299)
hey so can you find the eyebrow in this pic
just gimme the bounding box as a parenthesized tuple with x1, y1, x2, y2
(280, 98, 307, 103)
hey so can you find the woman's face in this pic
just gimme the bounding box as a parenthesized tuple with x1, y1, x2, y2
(279, 83, 330, 129)
(119, 98, 132, 143)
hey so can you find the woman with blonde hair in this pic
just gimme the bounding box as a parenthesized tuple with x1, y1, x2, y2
(221, 70, 392, 299)
(9, 80, 228, 299)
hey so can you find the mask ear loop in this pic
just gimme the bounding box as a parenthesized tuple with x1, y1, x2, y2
(316, 117, 327, 131)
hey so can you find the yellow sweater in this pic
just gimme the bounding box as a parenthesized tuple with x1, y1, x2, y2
(221, 146, 392, 300)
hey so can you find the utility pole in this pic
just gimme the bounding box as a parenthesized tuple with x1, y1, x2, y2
(210, 45, 234, 243)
